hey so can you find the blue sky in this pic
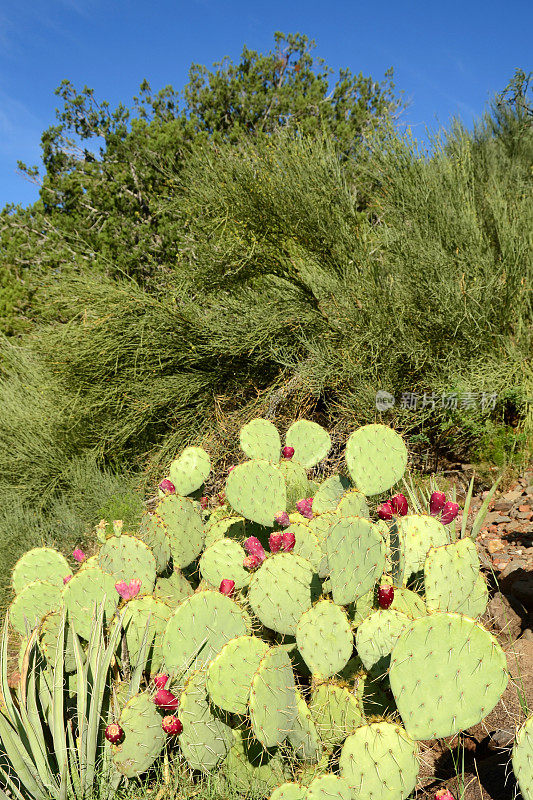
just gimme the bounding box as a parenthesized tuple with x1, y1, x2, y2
(0, 0, 531, 208)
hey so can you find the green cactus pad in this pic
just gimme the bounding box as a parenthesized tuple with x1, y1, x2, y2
(397, 514, 450, 583)
(309, 683, 363, 748)
(306, 774, 352, 800)
(178, 668, 233, 772)
(389, 587, 426, 618)
(353, 669, 395, 718)
(11, 547, 71, 595)
(340, 722, 419, 800)
(207, 635, 269, 714)
(284, 523, 323, 573)
(121, 596, 171, 673)
(308, 511, 339, 578)
(288, 689, 322, 762)
(226, 459, 286, 526)
(345, 424, 408, 496)
(150, 494, 205, 568)
(248, 553, 318, 635)
(162, 590, 248, 677)
(326, 517, 386, 605)
(137, 515, 171, 574)
(168, 446, 211, 495)
(200, 539, 250, 590)
(40, 610, 78, 672)
(62, 567, 120, 640)
(336, 490, 370, 518)
(312, 475, 352, 514)
(459, 572, 488, 618)
(98, 535, 156, 594)
(278, 460, 311, 512)
(424, 538, 480, 614)
(512, 714, 533, 800)
(224, 729, 287, 794)
(270, 783, 306, 800)
(346, 589, 376, 627)
(153, 569, 193, 606)
(240, 418, 281, 461)
(249, 645, 297, 748)
(285, 420, 331, 468)
(112, 692, 166, 778)
(296, 600, 353, 679)
(355, 610, 410, 672)
(9, 581, 62, 636)
(204, 515, 247, 547)
(389, 613, 508, 740)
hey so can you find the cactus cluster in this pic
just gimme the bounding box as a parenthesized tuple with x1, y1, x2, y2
(0, 421, 517, 800)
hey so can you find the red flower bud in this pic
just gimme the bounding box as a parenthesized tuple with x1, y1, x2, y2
(390, 494, 408, 516)
(377, 502, 394, 521)
(429, 491, 446, 516)
(219, 579, 235, 597)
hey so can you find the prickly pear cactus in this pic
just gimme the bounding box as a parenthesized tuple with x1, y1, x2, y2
(512, 714, 533, 800)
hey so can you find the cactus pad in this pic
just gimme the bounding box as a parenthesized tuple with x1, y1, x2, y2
(121, 596, 170, 673)
(40, 610, 78, 672)
(336, 490, 369, 518)
(168, 446, 211, 495)
(11, 547, 70, 595)
(345, 424, 408, 495)
(178, 668, 233, 772)
(459, 572, 489, 618)
(224, 729, 287, 794)
(112, 692, 166, 778)
(389, 587, 426, 618)
(137, 516, 171, 573)
(308, 511, 339, 577)
(512, 714, 533, 800)
(296, 600, 353, 679)
(270, 784, 306, 800)
(62, 567, 120, 640)
(278, 460, 311, 511)
(326, 517, 386, 605)
(309, 683, 363, 747)
(150, 494, 205, 568)
(240, 418, 281, 461)
(306, 775, 351, 800)
(226, 460, 286, 526)
(204, 515, 247, 547)
(162, 590, 248, 677)
(389, 612, 508, 739)
(9, 581, 62, 636)
(397, 514, 450, 583)
(200, 539, 250, 590)
(248, 553, 318, 635)
(340, 722, 419, 800)
(355, 609, 410, 672)
(424, 538, 480, 613)
(207, 635, 269, 714)
(312, 475, 352, 514)
(249, 645, 297, 748)
(288, 689, 322, 762)
(287, 523, 323, 573)
(153, 569, 193, 606)
(285, 420, 331, 468)
(98, 535, 156, 593)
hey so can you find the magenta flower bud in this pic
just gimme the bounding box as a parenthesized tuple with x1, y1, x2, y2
(219, 579, 235, 597)
(243, 554, 261, 570)
(378, 585, 394, 609)
(158, 479, 176, 494)
(63, 575, 72, 585)
(390, 494, 408, 516)
(274, 511, 290, 527)
(105, 723, 124, 744)
(281, 446, 295, 459)
(153, 674, 169, 689)
(162, 715, 183, 735)
(377, 502, 394, 521)
(115, 578, 141, 601)
(199, 496, 209, 510)
(435, 790, 455, 800)
(269, 532, 283, 553)
(153, 689, 179, 710)
(429, 491, 446, 516)
(244, 536, 266, 563)
(296, 498, 313, 520)
(72, 549, 86, 563)
(281, 531, 296, 552)
(441, 501, 459, 525)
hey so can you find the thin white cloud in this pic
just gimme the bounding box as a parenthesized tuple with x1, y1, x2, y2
(0, 89, 43, 159)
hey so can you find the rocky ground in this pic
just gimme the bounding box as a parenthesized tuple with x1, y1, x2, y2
(419, 469, 533, 799)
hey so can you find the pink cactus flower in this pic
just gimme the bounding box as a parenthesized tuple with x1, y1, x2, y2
(244, 537, 266, 563)
(281, 446, 295, 459)
(72, 549, 86, 563)
(219, 579, 235, 597)
(281, 531, 296, 552)
(390, 494, 408, 516)
(63, 575, 73, 585)
(269, 532, 283, 553)
(377, 501, 394, 521)
(441, 501, 459, 525)
(115, 578, 142, 601)
(274, 511, 290, 527)
(158, 479, 176, 494)
(435, 789, 455, 800)
(430, 491, 446, 516)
